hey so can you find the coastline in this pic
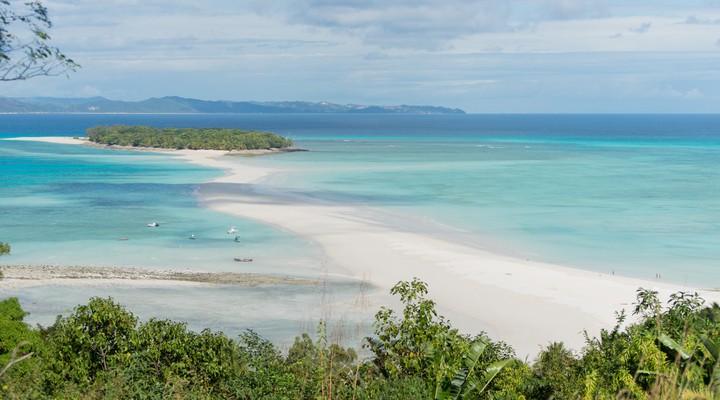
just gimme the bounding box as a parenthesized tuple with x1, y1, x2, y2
(0, 264, 318, 289)
(7, 136, 720, 358)
(3, 135, 307, 154)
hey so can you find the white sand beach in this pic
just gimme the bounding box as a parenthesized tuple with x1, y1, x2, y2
(9, 136, 720, 358)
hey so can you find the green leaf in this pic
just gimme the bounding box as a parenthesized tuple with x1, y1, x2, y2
(473, 359, 511, 395)
(658, 333, 692, 360)
(701, 335, 720, 361)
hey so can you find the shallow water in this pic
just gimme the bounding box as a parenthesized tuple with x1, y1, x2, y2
(0, 121, 338, 338)
(7, 280, 373, 349)
(0, 139, 322, 276)
(1, 113, 719, 340)
(250, 132, 720, 286)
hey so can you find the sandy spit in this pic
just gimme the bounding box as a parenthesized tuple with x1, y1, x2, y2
(0, 264, 318, 289)
(8, 135, 720, 359)
(3, 135, 306, 154)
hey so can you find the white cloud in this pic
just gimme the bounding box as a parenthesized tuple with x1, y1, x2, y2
(629, 21, 652, 34)
(683, 15, 720, 25)
(454, 15, 720, 53)
(76, 86, 102, 97)
(539, 0, 608, 20)
(5, 0, 719, 112)
(252, 0, 514, 50)
(647, 86, 705, 99)
(686, 88, 704, 99)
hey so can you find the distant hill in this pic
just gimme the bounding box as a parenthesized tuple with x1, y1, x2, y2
(0, 96, 465, 114)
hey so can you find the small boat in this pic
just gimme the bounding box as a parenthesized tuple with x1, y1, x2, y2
(234, 258, 253, 262)
(227, 226, 239, 234)
(117, 237, 129, 241)
(189, 234, 197, 240)
(234, 236, 242, 242)
(147, 222, 159, 227)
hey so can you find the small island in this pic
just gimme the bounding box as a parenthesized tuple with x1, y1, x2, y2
(86, 125, 294, 151)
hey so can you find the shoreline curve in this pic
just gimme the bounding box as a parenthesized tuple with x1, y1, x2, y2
(6, 135, 720, 359)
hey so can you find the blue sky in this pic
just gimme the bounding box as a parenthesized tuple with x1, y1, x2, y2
(3, 0, 720, 113)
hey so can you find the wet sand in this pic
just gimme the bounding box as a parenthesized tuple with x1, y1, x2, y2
(0, 264, 318, 289)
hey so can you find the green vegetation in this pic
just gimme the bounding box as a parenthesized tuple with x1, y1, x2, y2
(0, 242, 8, 280)
(0, 0, 79, 81)
(86, 125, 294, 150)
(1, 277, 720, 399)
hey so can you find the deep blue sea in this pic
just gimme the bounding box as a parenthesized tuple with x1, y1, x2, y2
(1, 113, 719, 340)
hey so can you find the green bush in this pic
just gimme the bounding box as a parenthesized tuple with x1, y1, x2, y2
(86, 125, 293, 150)
(2, 280, 720, 399)
(41, 297, 138, 391)
(0, 298, 42, 396)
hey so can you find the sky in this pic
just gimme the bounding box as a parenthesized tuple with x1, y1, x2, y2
(2, 0, 720, 113)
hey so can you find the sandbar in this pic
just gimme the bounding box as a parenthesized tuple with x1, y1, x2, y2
(0, 264, 318, 289)
(7, 136, 720, 359)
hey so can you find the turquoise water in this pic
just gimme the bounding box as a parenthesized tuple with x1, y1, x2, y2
(227, 114, 719, 286)
(255, 137, 720, 285)
(0, 139, 321, 275)
(0, 115, 337, 341)
(0, 113, 719, 338)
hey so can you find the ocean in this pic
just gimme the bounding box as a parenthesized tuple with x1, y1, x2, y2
(1, 113, 719, 342)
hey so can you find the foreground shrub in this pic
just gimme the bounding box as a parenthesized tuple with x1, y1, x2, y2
(41, 297, 138, 392)
(2, 279, 720, 399)
(0, 298, 42, 397)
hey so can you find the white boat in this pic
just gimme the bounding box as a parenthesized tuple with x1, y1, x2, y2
(189, 234, 197, 240)
(227, 226, 238, 234)
(147, 222, 159, 227)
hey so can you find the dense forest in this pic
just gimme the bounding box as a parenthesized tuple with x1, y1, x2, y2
(85, 125, 294, 151)
(2, 269, 720, 399)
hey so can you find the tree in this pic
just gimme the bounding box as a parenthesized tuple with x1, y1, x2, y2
(0, 241, 8, 280)
(368, 278, 467, 379)
(531, 342, 582, 398)
(42, 297, 138, 390)
(1, 0, 78, 81)
(0, 298, 42, 397)
(85, 125, 293, 150)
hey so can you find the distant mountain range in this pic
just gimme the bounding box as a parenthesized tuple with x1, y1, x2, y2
(0, 96, 465, 114)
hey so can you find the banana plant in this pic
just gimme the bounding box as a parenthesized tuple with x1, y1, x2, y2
(432, 337, 510, 400)
(699, 335, 720, 397)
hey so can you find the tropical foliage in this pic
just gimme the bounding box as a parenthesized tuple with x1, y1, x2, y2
(0, 241, 8, 280)
(85, 124, 294, 150)
(1, 278, 720, 399)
